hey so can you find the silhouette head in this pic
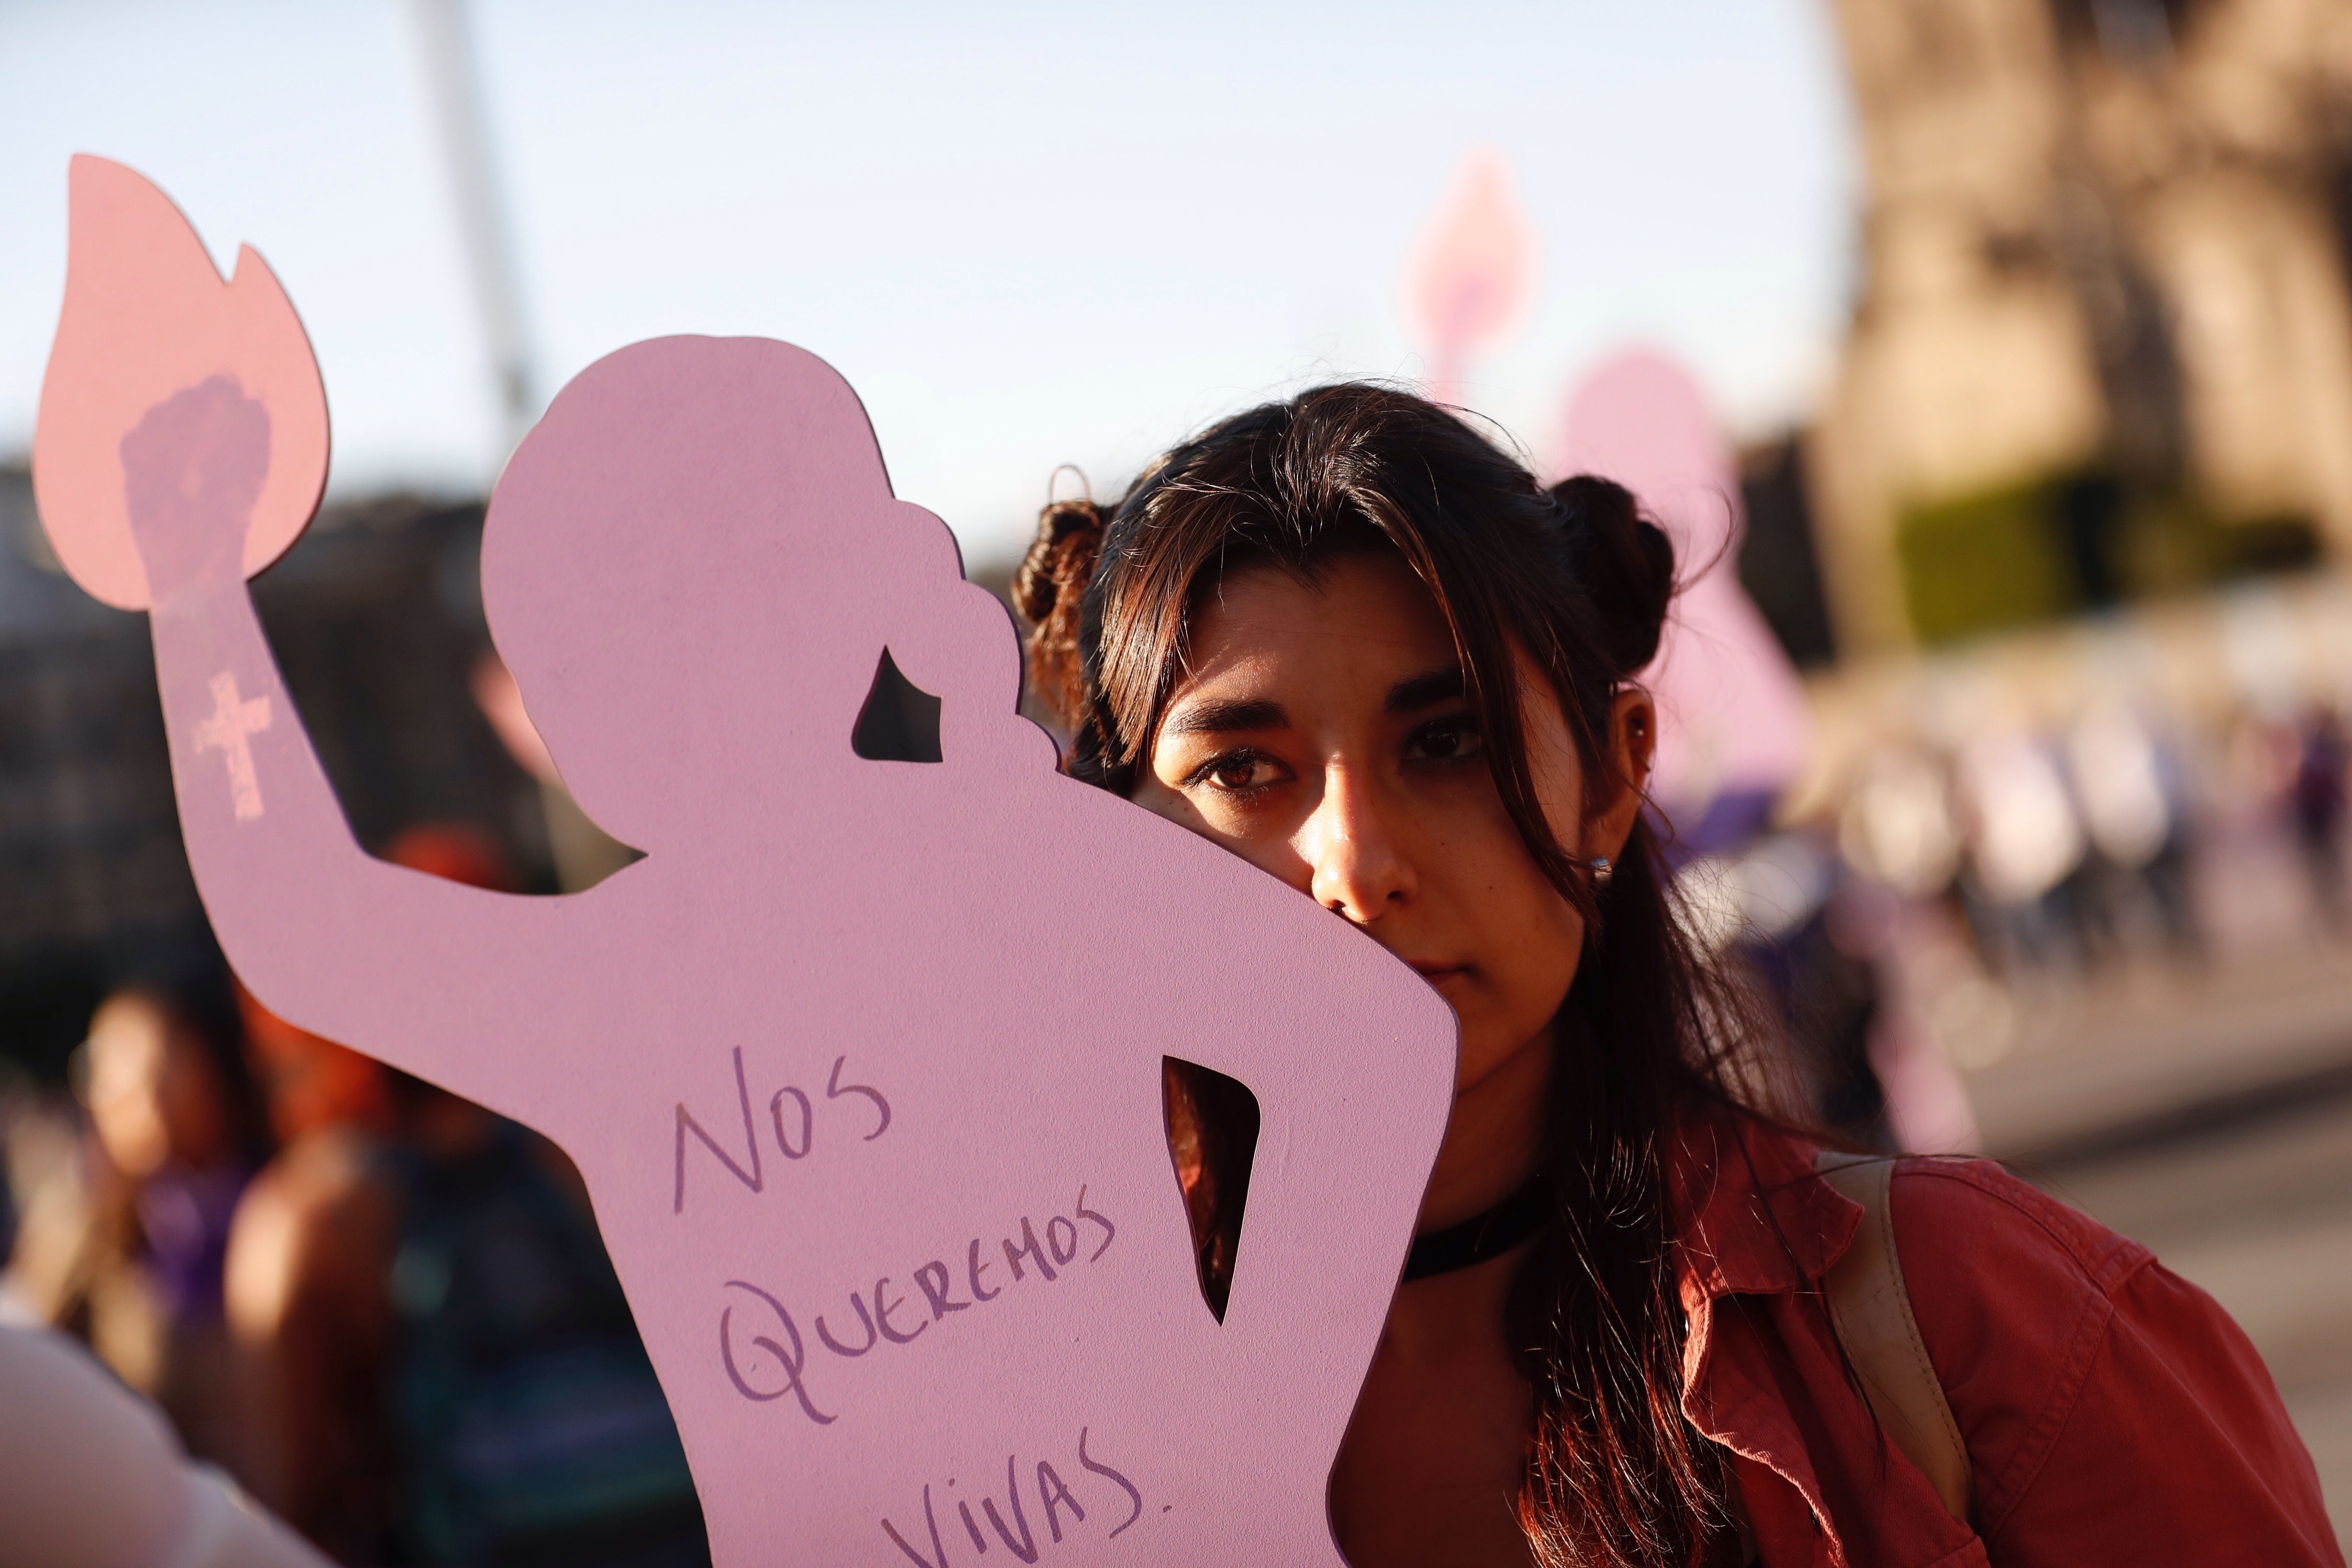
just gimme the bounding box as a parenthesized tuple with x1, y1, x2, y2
(481, 337, 1033, 851)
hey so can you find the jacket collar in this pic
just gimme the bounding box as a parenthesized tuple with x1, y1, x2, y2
(1670, 1107, 1859, 1311)
(1670, 1109, 1885, 1566)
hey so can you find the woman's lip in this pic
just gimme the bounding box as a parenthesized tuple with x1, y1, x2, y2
(1408, 961, 1468, 980)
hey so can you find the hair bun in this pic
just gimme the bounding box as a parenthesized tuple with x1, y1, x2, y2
(1015, 496, 1110, 728)
(1014, 497, 1106, 625)
(1546, 475, 1675, 675)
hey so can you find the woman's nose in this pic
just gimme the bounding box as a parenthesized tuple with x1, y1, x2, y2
(1299, 765, 1414, 923)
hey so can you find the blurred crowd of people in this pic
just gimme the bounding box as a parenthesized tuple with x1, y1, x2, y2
(1675, 585, 2352, 1157)
(1835, 691, 2349, 975)
(0, 826, 708, 1568)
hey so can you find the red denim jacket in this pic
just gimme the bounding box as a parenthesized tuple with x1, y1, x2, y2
(1676, 1115, 2342, 1567)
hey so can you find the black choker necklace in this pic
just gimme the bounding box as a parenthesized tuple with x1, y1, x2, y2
(1402, 1175, 1551, 1282)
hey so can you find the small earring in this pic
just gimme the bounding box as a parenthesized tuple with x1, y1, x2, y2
(1587, 856, 1613, 888)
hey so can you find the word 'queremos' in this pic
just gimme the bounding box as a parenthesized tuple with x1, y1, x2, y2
(719, 1187, 1116, 1425)
(883, 1427, 1146, 1567)
(675, 1046, 892, 1213)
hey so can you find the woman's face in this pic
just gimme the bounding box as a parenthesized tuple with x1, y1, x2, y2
(1134, 550, 1649, 1132)
(85, 993, 230, 1179)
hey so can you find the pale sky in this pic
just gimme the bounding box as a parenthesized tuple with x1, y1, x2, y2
(0, 0, 1857, 567)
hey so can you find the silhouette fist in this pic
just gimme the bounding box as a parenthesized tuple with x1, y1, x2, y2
(119, 376, 271, 601)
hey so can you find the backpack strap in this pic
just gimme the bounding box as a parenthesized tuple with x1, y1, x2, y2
(1814, 1153, 1974, 1524)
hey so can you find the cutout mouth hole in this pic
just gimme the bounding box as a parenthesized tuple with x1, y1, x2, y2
(1162, 1056, 1261, 1323)
(851, 648, 943, 763)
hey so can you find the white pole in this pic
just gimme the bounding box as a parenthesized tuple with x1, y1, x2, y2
(406, 0, 537, 458)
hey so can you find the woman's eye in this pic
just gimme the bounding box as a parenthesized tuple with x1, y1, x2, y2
(1191, 750, 1282, 793)
(1408, 718, 1483, 763)
(1205, 754, 1271, 790)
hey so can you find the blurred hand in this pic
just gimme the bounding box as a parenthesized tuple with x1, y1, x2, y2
(119, 375, 270, 601)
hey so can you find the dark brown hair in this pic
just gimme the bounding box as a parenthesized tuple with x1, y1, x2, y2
(1017, 383, 1767, 1566)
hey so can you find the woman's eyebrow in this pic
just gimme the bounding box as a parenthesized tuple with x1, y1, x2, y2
(1385, 664, 1466, 714)
(1162, 696, 1288, 737)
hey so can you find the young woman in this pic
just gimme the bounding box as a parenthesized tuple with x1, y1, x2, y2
(1013, 384, 2339, 1567)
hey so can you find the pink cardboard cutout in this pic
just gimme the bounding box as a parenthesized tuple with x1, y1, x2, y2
(33, 160, 1458, 1565)
(1555, 349, 1812, 818)
(1402, 150, 1537, 406)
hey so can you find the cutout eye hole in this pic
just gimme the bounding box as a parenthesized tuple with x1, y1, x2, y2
(1162, 1056, 1261, 1323)
(851, 649, 943, 763)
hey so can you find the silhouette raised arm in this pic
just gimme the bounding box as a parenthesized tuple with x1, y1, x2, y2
(131, 379, 574, 1129)
(30, 156, 575, 1129)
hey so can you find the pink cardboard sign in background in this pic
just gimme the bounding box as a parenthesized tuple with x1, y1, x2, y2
(33, 157, 1459, 1566)
(1402, 151, 1537, 406)
(1556, 348, 1812, 819)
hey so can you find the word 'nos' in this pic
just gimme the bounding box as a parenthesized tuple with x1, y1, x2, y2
(674, 1046, 891, 1212)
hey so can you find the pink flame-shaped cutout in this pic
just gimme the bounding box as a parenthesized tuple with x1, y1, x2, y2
(1402, 149, 1538, 365)
(33, 155, 329, 609)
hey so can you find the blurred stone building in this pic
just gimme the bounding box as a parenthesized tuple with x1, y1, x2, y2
(1812, 0, 2352, 650)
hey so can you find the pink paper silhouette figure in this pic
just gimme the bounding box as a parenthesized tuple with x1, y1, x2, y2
(1555, 349, 1812, 829)
(34, 156, 1457, 1567)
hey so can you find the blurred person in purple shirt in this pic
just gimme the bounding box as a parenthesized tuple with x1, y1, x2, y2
(25, 982, 265, 1473)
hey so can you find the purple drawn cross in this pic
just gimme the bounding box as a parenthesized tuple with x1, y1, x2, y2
(194, 670, 271, 820)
